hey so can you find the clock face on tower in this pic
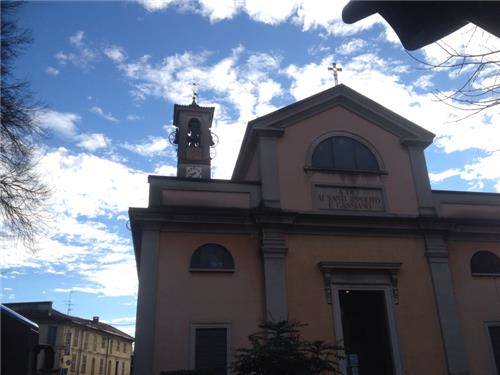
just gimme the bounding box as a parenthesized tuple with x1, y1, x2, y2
(185, 165, 202, 178)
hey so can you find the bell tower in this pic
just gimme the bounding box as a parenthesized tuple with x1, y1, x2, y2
(171, 97, 215, 179)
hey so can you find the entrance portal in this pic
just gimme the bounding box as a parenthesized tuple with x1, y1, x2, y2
(339, 290, 394, 375)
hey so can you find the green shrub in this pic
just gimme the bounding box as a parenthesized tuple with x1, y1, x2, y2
(232, 321, 342, 375)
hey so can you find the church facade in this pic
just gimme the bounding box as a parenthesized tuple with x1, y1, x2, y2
(129, 85, 500, 375)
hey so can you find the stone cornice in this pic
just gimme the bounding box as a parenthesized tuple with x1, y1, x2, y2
(129, 207, 500, 266)
(129, 207, 500, 237)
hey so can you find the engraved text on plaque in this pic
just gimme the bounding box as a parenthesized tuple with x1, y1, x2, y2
(315, 186, 384, 211)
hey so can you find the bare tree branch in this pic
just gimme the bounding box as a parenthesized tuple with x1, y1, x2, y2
(406, 26, 500, 120)
(1, 2, 51, 250)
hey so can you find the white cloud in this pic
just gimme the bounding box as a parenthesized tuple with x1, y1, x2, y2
(56, 30, 98, 68)
(76, 133, 110, 151)
(90, 106, 119, 122)
(429, 152, 500, 191)
(35, 110, 112, 152)
(2, 148, 151, 297)
(122, 136, 170, 157)
(153, 165, 177, 176)
(136, 0, 387, 37)
(116, 47, 285, 177)
(429, 168, 461, 183)
(40, 148, 148, 218)
(126, 115, 142, 121)
(337, 38, 367, 55)
(381, 24, 400, 44)
(69, 30, 85, 47)
(36, 110, 80, 138)
(414, 74, 434, 89)
(45, 66, 60, 76)
(104, 45, 127, 63)
(137, 0, 178, 12)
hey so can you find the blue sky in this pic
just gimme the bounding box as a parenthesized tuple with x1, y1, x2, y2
(2, 1, 499, 336)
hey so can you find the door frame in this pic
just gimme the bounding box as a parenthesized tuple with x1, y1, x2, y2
(319, 262, 404, 375)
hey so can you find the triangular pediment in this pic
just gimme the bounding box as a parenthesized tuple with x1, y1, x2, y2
(233, 84, 434, 180)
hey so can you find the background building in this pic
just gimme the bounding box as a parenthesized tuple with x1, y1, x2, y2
(130, 84, 500, 375)
(6, 301, 133, 375)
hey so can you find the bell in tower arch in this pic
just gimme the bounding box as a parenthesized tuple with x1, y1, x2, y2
(186, 118, 202, 148)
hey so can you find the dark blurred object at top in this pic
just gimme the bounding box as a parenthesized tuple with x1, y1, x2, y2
(342, 1, 500, 50)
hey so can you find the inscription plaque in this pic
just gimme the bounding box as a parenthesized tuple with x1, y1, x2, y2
(315, 186, 384, 211)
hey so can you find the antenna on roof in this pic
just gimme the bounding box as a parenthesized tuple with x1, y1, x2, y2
(65, 290, 74, 315)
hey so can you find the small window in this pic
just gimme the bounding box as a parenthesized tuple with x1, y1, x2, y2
(71, 354, 77, 371)
(81, 355, 87, 373)
(311, 136, 379, 171)
(471, 251, 500, 276)
(47, 326, 57, 346)
(65, 332, 71, 355)
(190, 243, 235, 271)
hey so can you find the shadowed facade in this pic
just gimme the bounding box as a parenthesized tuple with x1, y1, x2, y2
(130, 84, 500, 375)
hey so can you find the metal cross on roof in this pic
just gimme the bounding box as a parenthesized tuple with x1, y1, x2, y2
(328, 62, 342, 86)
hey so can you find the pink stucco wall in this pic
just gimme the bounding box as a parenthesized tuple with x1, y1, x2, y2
(153, 232, 264, 374)
(285, 234, 448, 375)
(276, 105, 419, 214)
(449, 241, 500, 375)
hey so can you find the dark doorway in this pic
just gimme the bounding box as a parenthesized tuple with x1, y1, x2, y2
(195, 327, 227, 375)
(339, 290, 394, 375)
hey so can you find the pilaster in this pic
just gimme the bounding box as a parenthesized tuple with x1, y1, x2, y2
(406, 144, 436, 216)
(258, 135, 281, 209)
(424, 233, 469, 375)
(260, 226, 288, 321)
(134, 230, 160, 375)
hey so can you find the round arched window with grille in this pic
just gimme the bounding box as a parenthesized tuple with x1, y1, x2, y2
(311, 136, 380, 171)
(470, 251, 500, 276)
(190, 243, 235, 272)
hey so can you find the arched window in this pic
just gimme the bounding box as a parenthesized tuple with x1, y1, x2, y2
(471, 251, 500, 275)
(190, 243, 235, 271)
(311, 136, 379, 171)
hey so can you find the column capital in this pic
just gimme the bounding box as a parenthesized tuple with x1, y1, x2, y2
(424, 233, 449, 262)
(261, 227, 287, 258)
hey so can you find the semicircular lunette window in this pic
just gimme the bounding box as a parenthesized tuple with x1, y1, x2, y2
(190, 243, 235, 272)
(471, 251, 500, 276)
(311, 136, 380, 171)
